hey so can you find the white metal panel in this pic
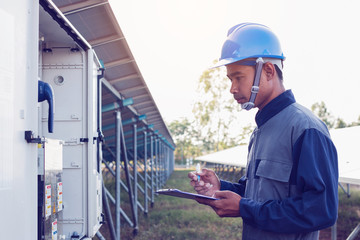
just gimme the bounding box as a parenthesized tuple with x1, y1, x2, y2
(86, 50, 102, 236)
(330, 126, 360, 185)
(196, 145, 248, 167)
(0, 1, 39, 239)
(41, 46, 102, 239)
(42, 48, 88, 238)
(0, 8, 14, 191)
(197, 126, 360, 187)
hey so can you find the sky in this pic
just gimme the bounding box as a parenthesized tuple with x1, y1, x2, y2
(108, 0, 360, 126)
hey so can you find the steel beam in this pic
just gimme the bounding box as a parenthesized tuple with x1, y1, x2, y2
(150, 135, 154, 207)
(115, 111, 121, 239)
(133, 123, 138, 223)
(155, 137, 159, 191)
(102, 181, 116, 240)
(144, 131, 148, 214)
(119, 114, 138, 234)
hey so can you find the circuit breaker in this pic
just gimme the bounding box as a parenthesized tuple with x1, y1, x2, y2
(38, 138, 63, 240)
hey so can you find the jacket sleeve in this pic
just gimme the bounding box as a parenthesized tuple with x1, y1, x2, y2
(240, 128, 338, 233)
(220, 176, 247, 197)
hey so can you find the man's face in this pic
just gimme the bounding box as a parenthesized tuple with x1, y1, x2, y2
(226, 63, 256, 108)
(226, 60, 279, 110)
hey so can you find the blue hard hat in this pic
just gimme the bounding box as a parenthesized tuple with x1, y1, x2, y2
(213, 23, 285, 68)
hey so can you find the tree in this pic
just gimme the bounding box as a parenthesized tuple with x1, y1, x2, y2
(311, 101, 335, 129)
(167, 118, 201, 164)
(334, 118, 347, 129)
(347, 115, 360, 127)
(311, 101, 360, 129)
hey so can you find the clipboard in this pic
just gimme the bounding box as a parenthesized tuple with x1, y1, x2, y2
(156, 188, 218, 200)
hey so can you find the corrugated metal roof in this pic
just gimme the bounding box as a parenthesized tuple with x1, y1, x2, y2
(51, 0, 175, 147)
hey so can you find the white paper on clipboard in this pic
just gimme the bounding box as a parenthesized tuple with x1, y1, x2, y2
(156, 189, 218, 200)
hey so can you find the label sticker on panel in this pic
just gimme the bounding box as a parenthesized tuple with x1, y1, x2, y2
(57, 182, 63, 211)
(45, 184, 51, 218)
(52, 219, 58, 240)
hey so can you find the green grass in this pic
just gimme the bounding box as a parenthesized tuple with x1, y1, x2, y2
(98, 170, 360, 240)
(99, 169, 242, 240)
(336, 187, 360, 238)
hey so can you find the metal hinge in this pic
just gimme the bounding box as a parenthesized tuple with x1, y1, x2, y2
(80, 138, 89, 143)
(96, 131, 104, 143)
(24, 131, 44, 144)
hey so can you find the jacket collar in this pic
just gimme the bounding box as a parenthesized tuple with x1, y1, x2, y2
(255, 90, 296, 127)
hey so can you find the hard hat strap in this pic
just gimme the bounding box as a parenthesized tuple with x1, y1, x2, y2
(242, 57, 264, 110)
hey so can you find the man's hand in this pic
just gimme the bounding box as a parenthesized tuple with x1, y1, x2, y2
(196, 191, 242, 217)
(188, 168, 220, 197)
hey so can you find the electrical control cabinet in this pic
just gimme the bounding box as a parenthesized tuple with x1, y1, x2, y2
(40, 46, 102, 239)
(38, 138, 64, 240)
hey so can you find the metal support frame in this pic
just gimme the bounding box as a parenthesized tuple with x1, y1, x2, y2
(115, 111, 121, 238)
(158, 140, 162, 187)
(155, 137, 159, 191)
(339, 182, 351, 198)
(101, 140, 174, 236)
(346, 223, 360, 240)
(144, 131, 148, 214)
(100, 111, 139, 238)
(97, 78, 175, 238)
(331, 223, 337, 240)
(133, 123, 138, 224)
(101, 146, 133, 225)
(100, 119, 174, 237)
(212, 163, 245, 183)
(102, 180, 116, 240)
(96, 231, 106, 240)
(119, 112, 138, 235)
(100, 125, 176, 238)
(150, 134, 155, 207)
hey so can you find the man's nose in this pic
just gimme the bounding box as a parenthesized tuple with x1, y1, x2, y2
(230, 82, 238, 94)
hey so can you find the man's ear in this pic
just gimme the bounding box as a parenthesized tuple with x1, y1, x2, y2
(263, 62, 275, 80)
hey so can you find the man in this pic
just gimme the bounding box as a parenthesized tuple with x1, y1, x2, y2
(188, 23, 338, 240)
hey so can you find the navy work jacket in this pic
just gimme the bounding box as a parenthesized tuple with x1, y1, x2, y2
(220, 90, 338, 240)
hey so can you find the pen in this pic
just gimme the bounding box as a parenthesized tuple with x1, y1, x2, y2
(196, 163, 201, 182)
